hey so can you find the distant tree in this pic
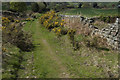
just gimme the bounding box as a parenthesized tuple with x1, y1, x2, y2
(118, 1, 120, 8)
(10, 2, 27, 12)
(2, 2, 10, 10)
(60, 2, 69, 10)
(93, 2, 98, 8)
(67, 4, 75, 9)
(112, 4, 115, 8)
(43, 2, 47, 7)
(31, 2, 39, 12)
(78, 3, 82, 8)
(104, 5, 107, 8)
(37, 2, 47, 12)
(118, 1, 120, 5)
(82, 3, 90, 8)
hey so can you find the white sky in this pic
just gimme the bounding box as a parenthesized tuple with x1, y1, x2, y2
(1, 0, 119, 2)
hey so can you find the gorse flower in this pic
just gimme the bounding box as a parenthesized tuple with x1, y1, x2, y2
(2, 48, 7, 52)
(2, 17, 10, 26)
(60, 23, 63, 26)
(62, 19, 64, 22)
(26, 18, 32, 21)
(2, 26, 6, 29)
(58, 29, 61, 32)
(55, 22, 58, 25)
(15, 20, 20, 23)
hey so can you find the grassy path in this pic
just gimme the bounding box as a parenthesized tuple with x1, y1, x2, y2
(33, 20, 70, 78)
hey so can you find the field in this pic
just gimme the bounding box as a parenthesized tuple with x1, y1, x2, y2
(60, 8, 118, 17)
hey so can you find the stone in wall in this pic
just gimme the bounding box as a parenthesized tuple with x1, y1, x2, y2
(88, 19, 94, 23)
(80, 16, 84, 22)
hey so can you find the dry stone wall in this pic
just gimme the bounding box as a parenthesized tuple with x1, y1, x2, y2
(60, 14, 120, 50)
(92, 18, 120, 50)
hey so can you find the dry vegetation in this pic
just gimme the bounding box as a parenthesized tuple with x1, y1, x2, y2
(64, 17, 92, 36)
(93, 20, 109, 29)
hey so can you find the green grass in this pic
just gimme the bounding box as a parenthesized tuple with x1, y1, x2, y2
(16, 19, 118, 78)
(60, 8, 118, 17)
(2, 44, 22, 79)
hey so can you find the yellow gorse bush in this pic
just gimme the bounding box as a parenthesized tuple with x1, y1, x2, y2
(15, 20, 20, 23)
(2, 17, 10, 26)
(58, 28, 61, 32)
(26, 18, 33, 21)
(67, 29, 76, 35)
(60, 23, 63, 26)
(2, 48, 7, 52)
(39, 10, 65, 29)
(2, 16, 20, 35)
(2, 26, 6, 29)
(62, 19, 64, 22)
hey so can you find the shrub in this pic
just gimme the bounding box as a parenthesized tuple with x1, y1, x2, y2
(31, 13, 42, 19)
(2, 45, 23, 79)
(105, 16, 110, 23)
(67, 4, 75, 8)
(99, 15, 111, 23)
(82, 3, 91, 8)
(67, 29, 76, 41)
(78, 3, 82, 8)
(39, 10, 64, 29)
(15, 20, 20, 23)
(52, 28, 61, 36)
(15, 32, 34, 51)
(25, 18, 33, 21)
(99, 15, 106, 22)
(93, 2, 98, 8)
(8, 16, 14, 22)
(67, 29, 81, 50)
(2, 47, 7, 52)
(2, 17, 10, 26)
(61, 28, 68, 35)
(85, 36, 98, 48)
(84, 35, 108, 49)
(2, 17, 34, 52)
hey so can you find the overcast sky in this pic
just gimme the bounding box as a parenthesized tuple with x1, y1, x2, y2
(1, 0, 119, 2)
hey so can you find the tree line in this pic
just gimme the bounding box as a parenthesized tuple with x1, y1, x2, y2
(2, 2, 118, 13)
